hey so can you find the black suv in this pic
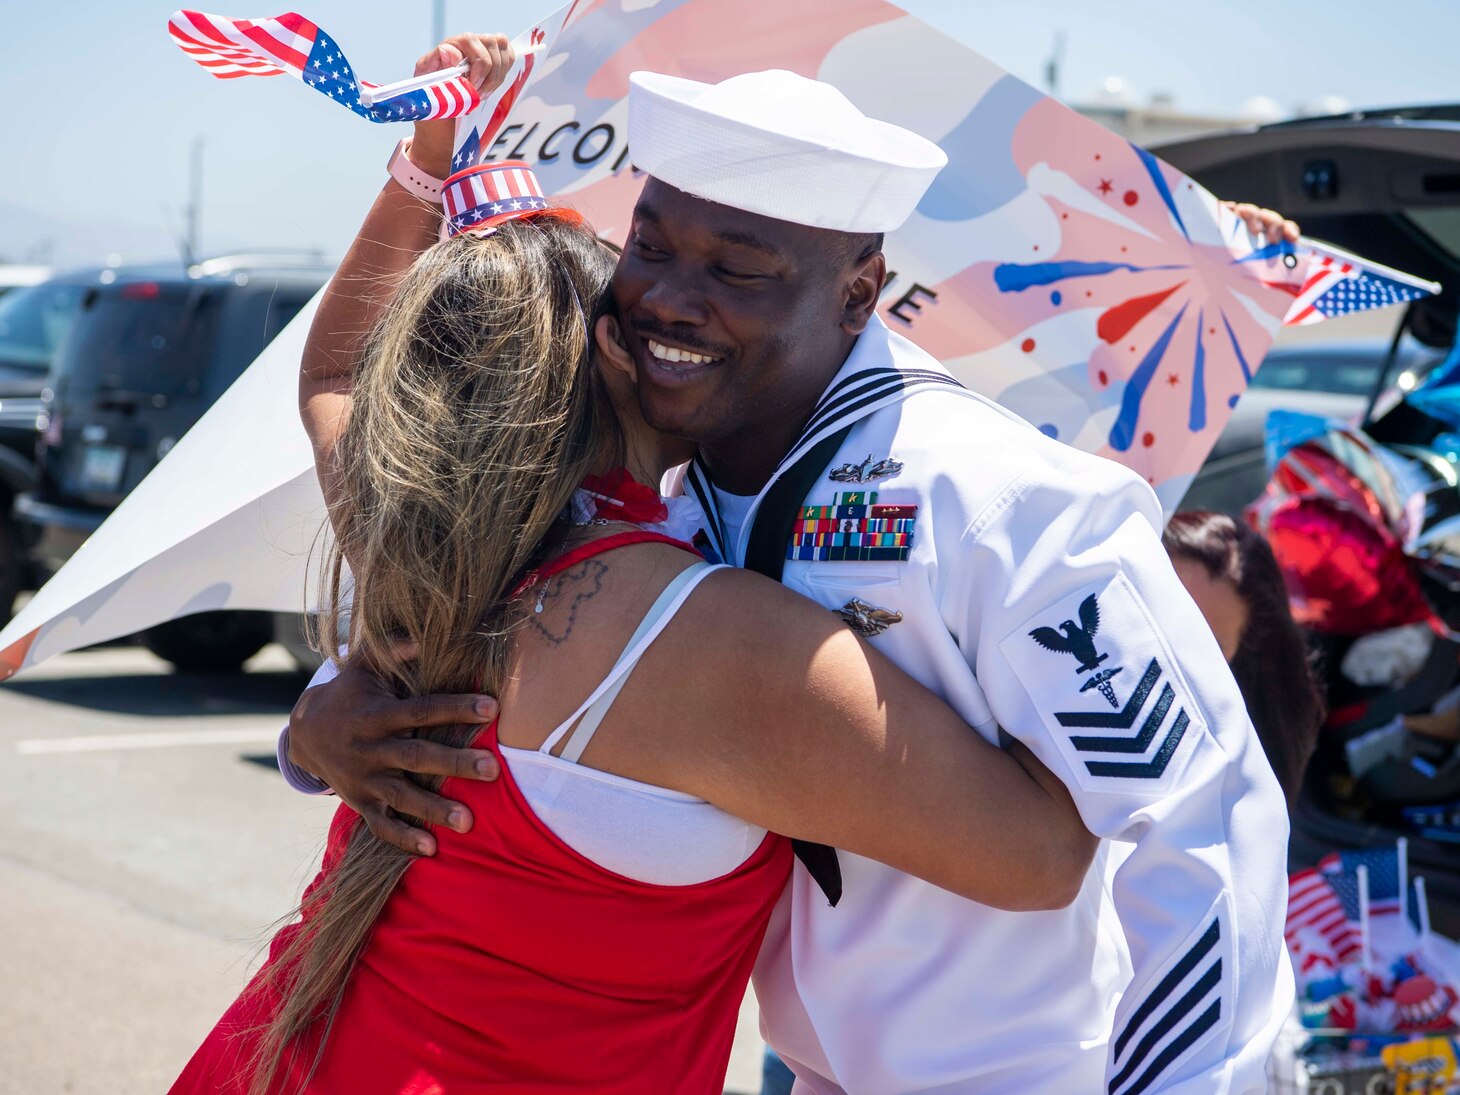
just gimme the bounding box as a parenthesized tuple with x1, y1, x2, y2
(0, 271, 95, 619)
(15, 255, 330, 671)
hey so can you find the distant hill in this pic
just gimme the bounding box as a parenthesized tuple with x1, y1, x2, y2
(0, 198, 327, 274)
(0, 199, 183, 270)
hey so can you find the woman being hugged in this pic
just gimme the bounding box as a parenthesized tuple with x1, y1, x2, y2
(171, 33, 1094, 1095)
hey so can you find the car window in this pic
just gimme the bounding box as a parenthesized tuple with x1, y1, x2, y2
(58, 285, 217, 399)
(264, 293, 310, 341)
(0, 281, 87, 372)
(1405, 208, 1460, 262)
(1253, 343, 1446, 399)
(1251, 352, 1386, 396)
(203, 284, 319, 401)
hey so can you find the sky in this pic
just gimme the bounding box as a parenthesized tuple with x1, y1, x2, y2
(0, 0, 1453, 267)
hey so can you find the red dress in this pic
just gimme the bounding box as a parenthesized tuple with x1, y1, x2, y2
(171, 532, 792, 1093)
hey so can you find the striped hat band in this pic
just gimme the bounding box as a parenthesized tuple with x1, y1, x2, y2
(442, 161, 577, 237)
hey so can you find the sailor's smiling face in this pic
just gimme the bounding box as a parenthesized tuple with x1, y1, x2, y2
(611, 179, 882, 488)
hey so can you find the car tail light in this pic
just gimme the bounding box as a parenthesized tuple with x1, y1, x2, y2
(120, 282, 161, 300)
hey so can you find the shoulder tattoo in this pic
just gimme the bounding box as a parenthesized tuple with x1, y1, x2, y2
(527, 559, 608, 645)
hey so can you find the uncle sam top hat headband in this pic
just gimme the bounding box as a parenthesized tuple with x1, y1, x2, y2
(442, 161, 583, 237)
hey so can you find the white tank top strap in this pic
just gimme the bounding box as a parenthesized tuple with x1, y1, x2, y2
(540, 560, 720, 761)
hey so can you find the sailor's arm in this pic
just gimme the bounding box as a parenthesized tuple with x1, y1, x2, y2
(950, 453, 1291, 1094)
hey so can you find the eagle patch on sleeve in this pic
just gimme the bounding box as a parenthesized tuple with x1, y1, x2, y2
(1000, 573, 1206, 795)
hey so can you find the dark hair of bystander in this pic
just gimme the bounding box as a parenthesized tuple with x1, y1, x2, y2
(1163, 510, 1324, 806)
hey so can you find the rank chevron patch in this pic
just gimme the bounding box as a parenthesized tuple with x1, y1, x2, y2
(1107, 905, 1229, 1095)
(1001, 573, 1206, 795)
(1055, 658, 1190, 779)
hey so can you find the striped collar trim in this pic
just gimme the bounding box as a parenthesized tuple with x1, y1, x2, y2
(689, 318, 965, 563)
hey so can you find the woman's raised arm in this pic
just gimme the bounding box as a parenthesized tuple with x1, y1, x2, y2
(299, 33, 513, 517)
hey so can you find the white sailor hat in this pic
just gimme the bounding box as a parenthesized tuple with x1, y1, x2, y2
(627, 69, 947, 234)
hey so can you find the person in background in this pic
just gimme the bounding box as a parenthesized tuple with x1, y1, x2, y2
(761, 1045, 797, 1095)
(1406, 708, 1460, 743)
(1163, 509, 1325, 805)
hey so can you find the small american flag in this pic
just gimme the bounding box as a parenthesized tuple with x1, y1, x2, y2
(168, 10, 480, 122)
(1324, 867, 1367, 923)
(1286, 240, 1440, 326)
(1287, 867, 1363, 963)
(1320, 846, 1404, 916)
(451, 127, 483, 176)
(448, 47, 539, 176)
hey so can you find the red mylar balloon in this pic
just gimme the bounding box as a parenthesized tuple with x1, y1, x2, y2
(1267, 496, 1434, 636)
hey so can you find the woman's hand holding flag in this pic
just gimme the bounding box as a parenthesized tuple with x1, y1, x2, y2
(408, 33, 516, 179)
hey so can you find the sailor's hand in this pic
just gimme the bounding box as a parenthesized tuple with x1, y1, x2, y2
(288, 649, 500, 856)
(1224, 201, 1300, 245)
(408, 32, 515, 178)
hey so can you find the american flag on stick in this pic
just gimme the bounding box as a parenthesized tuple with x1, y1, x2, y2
(1285, 239, 1440, 326)
(1287, 866, 1363, 964)
(167, 10, 481, 122)
(1319, 844, 1406, 917)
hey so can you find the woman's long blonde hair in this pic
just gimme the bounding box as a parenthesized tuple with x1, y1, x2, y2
(247, 213, 621, 1092)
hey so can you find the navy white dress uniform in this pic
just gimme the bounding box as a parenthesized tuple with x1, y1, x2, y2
(630, 71, 1294, 1093)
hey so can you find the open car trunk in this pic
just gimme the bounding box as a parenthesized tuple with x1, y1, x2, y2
(1157, 109, 1460, 923)
(1157, 105, 1460, 351)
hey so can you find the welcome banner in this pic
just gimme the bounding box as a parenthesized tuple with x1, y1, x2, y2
(449, 0, 1426, 503)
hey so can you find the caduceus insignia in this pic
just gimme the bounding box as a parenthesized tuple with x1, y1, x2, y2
(834, 598, 904, 638)
(1029, 593, 1124, 708)
(829, 453, 904, 484)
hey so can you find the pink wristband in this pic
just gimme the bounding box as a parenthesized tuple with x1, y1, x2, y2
(387, 138, 446, 202)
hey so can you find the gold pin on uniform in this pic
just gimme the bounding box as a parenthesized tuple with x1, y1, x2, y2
(834, 598, 904, 637)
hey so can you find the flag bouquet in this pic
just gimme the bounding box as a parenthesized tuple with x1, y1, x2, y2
(1286, 840, 1460, 1033)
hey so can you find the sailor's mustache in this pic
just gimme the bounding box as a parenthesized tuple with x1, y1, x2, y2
(631, 320, 732, 360)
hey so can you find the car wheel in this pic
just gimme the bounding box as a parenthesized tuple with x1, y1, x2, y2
(0, 511, 21, 625)
(141, 611, 275, 673)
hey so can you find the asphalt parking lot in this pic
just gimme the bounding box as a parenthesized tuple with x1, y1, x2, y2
(0, 642, 764, 1094)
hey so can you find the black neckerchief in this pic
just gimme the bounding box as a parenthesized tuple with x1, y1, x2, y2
(690, 361, 966, 907)
(742, 422, 857, 907)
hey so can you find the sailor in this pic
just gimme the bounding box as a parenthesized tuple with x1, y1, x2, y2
(625, 69, 1293, 1095)
(284, 65, 1295, 1095)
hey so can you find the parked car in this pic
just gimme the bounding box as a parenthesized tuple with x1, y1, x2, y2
(1181, 336, 1445, 516)
(0, 265, 52, 298)
(0, 270, 95, 618)
(1160, 104, 1460, 932)
(15, 254, 330, 671)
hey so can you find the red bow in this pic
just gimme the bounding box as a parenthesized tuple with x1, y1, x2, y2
(578, 468, 669, 525)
